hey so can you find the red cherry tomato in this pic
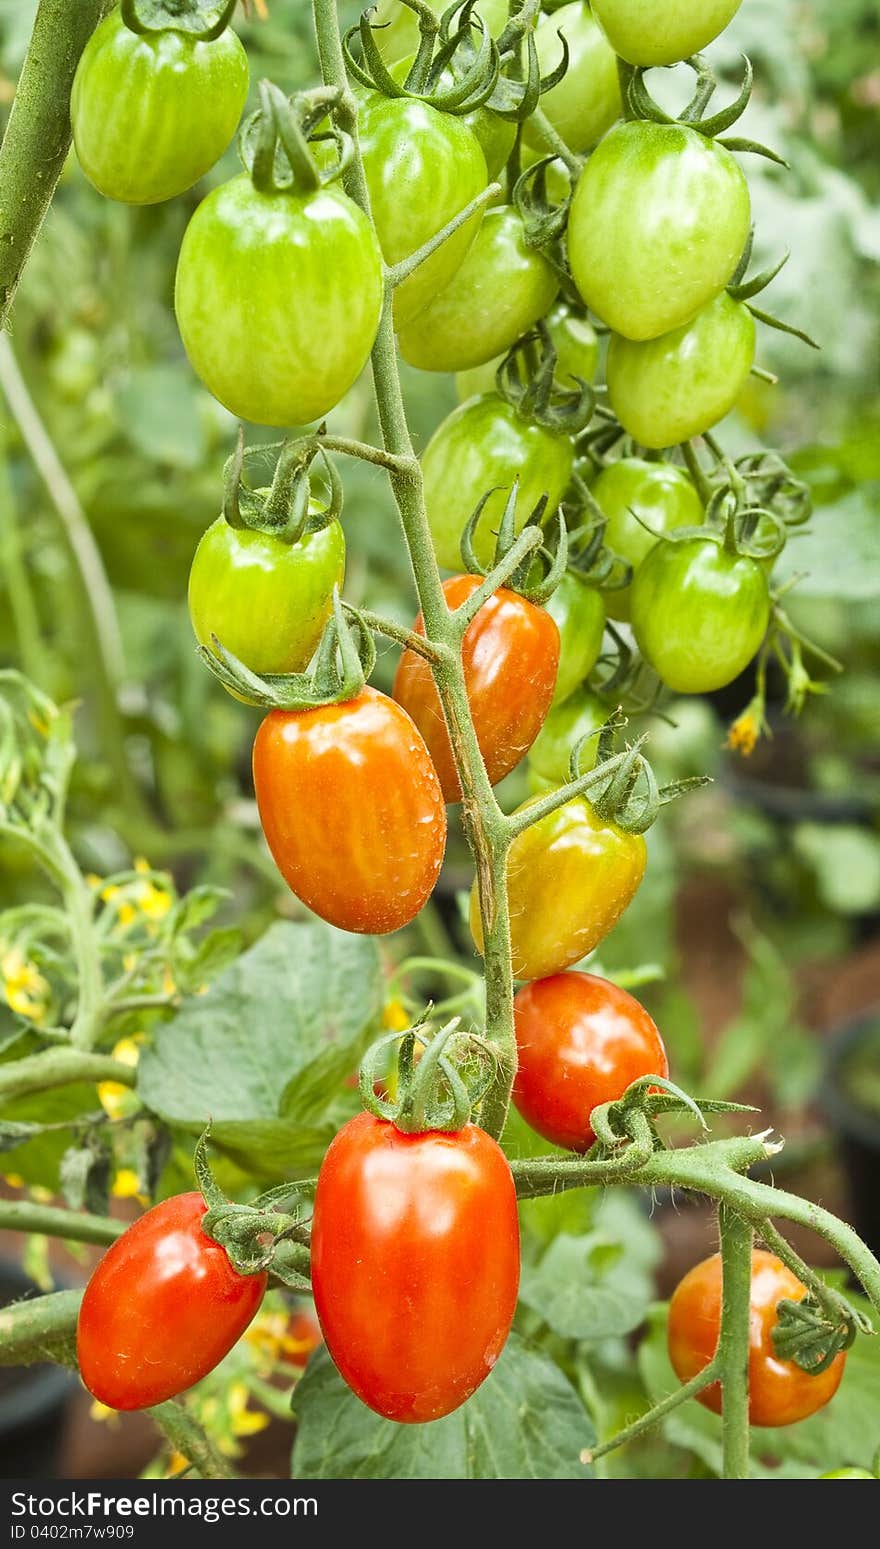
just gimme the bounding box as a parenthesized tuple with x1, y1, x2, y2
(393, 575, 560, 802)
(668, 1249, 847, 1427)
(513, 971, 669, 1151)
(253, 687, 446, 934)
(76, 1192, 267, 1411)
(310, 1111, 520, 1423)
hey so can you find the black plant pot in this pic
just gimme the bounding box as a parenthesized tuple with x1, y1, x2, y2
(821, 1012, 880, 1260)
(0, 1262, 75, 1477)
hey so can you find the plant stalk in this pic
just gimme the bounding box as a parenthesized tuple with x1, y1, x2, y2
(717, 1204, 753, 1479)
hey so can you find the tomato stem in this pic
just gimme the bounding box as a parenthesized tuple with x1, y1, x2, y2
(385, 182, 502, 289)
(583, 1358, 722, 1465)
(717, 1204, 753, 1479)
(312, 0, 519, 1139)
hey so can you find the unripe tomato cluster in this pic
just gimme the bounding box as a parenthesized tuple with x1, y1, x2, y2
(70, 0, 844, 1441)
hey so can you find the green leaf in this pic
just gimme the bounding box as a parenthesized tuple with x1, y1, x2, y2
(520, 1193, 661, 1341)
(137, 921, 382, 1176)
(0, 1119, 43, 1152)
(774, 488, 880, 600)
(291, 1333, 595, 1479)
(173, 926, 243, 994)
(639, 1294, 880, 1477)
(794, 823, 880, 916)
(169, 885, 229, 937)
(116, 366, 206, 470)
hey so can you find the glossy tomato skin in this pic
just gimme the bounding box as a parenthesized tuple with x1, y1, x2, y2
(311, 1112, 520, 1423)
(398, 207, 559, 372)
(423, 394, 574, 571)
(524, 2, 621, 155)
(668, 1250, 847, 1427)
(608, 293, 756, 449)
(71, 10, 249, 205)
(393, 575, 559, 803)
(454, 305, 598, 402)
(631, 536, 770, 694)
(593, 0, 743, 66)
(77, 1192, 267, 1411)
(513, 972, 668, 1151)
(471, 796, 646, 980)
(528, 686, 606, 788)
(176, 176, 383, 427)
(593, 459, 704, 621)
(388, 53, 515, 178)
(253, 688, 446, 934)
(546, 571, 606, 704)
(188, 515, 345, 684)
(358, 94, 487, 327)
(568, 122, 750, 341)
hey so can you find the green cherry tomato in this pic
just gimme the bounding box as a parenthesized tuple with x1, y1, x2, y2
(546, 571, 606, 704)
(422, 394, 574, 570)
(358, 94, 487, 327)
(592, 458, 704, 621)
(528, 686, 607, 786)
(188, 512, 345, 690)
(455, 305, 598, 401)
(71, 9, 249, 205)
(568, 121, 750, 341)
(470, 794, 646, 981)
(593, 0, 744, 66)
(175, 176, 384, 427)
(388, 55, 515, 178)
(630, 535, 770, 694)
(607, 293, 756, 448)
(524, 3, 621, 155)
(398, 207, 559, 372)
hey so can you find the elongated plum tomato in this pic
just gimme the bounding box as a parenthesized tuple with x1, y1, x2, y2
(545, 570, 606, 704)
(358, 93, 487, 327)
(592, 0, 744, 66)
(471, 796, 646, 980)
(523, 2, 621, 155)
(608, 293, 757, 449)
(668, 1250, 847, 1426)
(76, 1193, 266, 1411)
(592, 459, 704, 621)
(568, 121, 750, 341)
(398, 207, 559, 373)
(393, 576, 559, 803)
(423, 394, 574, 570)
(528, 686, 607, 789)
(175, 176, 383, 428)
(630, 535, 770, 694)
(252, 688, 446, 934)
(188, 513, 345, 687)
(70, 10, 248, 205)
(513, 972, 668, 1151)
(455, 304, 598, 402)
(311, 1112, 520, 1422)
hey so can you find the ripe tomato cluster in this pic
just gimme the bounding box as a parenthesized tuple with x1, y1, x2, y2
(69, 0, 844, 1444)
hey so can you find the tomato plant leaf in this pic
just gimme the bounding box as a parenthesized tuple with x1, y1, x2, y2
(520, 1193, 661, 1340)
(292, 1332, 596, 1479)
(136, 920, 382, 1175)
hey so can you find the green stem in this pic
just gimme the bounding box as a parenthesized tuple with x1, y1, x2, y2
(584, 1360, 721, 1464)
(0, 1047, 137, 1103)
(524, 106, 581, 178)
(717, 1204, 753, 1480)
(66, 865, 105, 1049)
(312, 0, 518, 1138)
(385, 183, 501, 287)
(681, 439, 715, 506)
(0, 426, 47, 684)
(149, 1400, 236, 1479)
(0, 1200, 123, 1245)
(0, 0, 111, 328)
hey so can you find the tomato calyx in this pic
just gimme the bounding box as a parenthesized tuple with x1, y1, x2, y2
(622, 52, 785, 169)
(571, 713, 711, 835)
(358, 1017, 494, 1134)
(240, 80, 352, 195)
(460, 479, 568, 604)
(199, 586, 376, 710)
(120, 0, 238, 41)
(222, 431, 342, 546)
(770, 1294, 863, 1376)
(497, 323, 595, 435)
(193, 1124, 313, 1290)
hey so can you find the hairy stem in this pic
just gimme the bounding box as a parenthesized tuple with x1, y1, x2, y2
(584, 1360, 721, 1464)
(312, 0, 517, 1135)
(718, 1204, 753, 1480)
(0, 1201, 123, 1246)
(0, 0, 111, 328)
(0, 1047, 137, 1103)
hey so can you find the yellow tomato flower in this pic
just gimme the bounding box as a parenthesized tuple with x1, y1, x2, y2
(111, 1169, 147, 1204)
(2, 946, 50, 1021)
(382, 996, 411, 1032)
